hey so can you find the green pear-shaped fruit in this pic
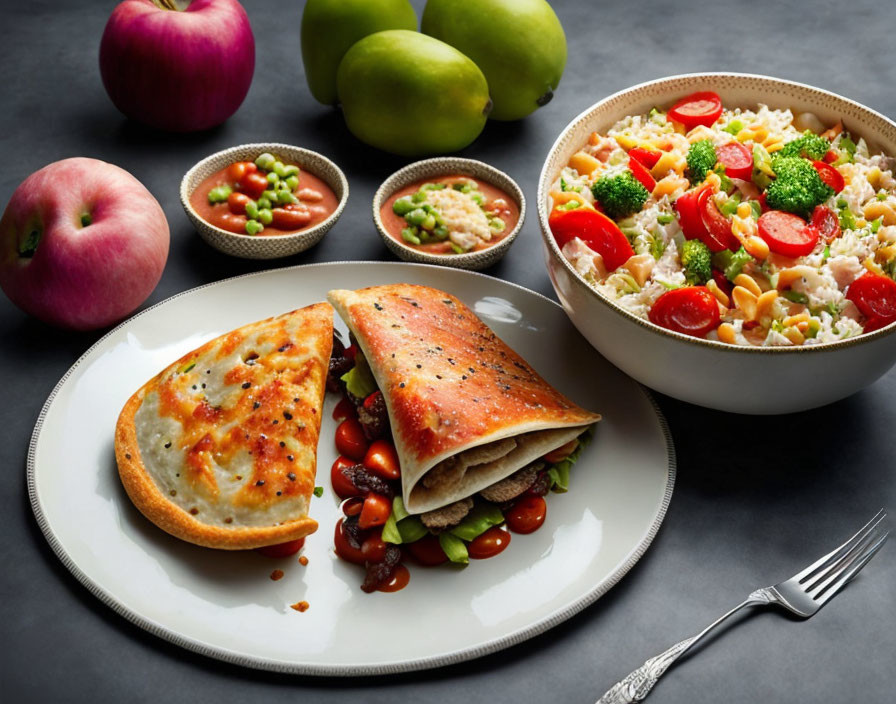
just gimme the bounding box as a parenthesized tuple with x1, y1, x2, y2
(337, 30, 491, 156)
(301, 0, 417, 105)
(422, 0, 567, 121)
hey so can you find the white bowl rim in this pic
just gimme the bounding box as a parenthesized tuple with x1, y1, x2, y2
(179, 142, 349, 243)
(372, 156, 526, 265)
(537, 71, 896, 355)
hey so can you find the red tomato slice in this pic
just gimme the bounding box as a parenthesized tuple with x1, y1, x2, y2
(363, 439, 401, 480)
(758, 210, 820, 257)
(334, 418, 368, 460)
(698, 188, 738, 252)
(668, 91, 723, 130)
(334, 518, 366, 565)
(331, 455, 359, 499)
(846, 272, 896, 331)
(648, 287, 721, 337)
(240, 171, 269, 199)
(468, 527, 512, 559)
(548, 207, 634, 271)
(358, 492, 391, 530)
(628, 157, 656, 192)
(255, 538, 305, 559)
(812, 160, 845, 193)
(361, 531, 388, 563)
(628, 146, 662, 169)
(811, 205, 841, 243)
(404, 535, 448, 566)
(505, 496, 547, 534)
(823, 150, 838, 164)
(715, 142, 753, 180)
(674, 187, 708, 239)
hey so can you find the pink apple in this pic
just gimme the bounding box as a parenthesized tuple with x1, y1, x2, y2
(0, 158, 170, 330)
(100, 0, 255, 132)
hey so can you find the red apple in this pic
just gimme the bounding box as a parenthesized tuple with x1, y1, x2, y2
(0, 158, 170, 330)
(100, 0, 255, 132)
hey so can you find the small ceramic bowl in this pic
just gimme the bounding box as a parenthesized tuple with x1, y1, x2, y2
(372, 157, 525, 271)
(538, 73, 896, 414)
(181, 143, 348, 260)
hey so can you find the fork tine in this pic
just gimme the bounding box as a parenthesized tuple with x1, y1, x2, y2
(814, 530, 889, 604)
(794, 509, 886, 584)
(805, 524, 887, 597)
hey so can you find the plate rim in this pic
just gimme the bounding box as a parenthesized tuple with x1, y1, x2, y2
(26, 260, 676, 676)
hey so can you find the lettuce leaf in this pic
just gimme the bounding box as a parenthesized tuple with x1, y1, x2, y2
(340, 352, 377, 398)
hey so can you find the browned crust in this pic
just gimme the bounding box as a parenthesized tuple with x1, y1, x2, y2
(114, 304, 331, 550)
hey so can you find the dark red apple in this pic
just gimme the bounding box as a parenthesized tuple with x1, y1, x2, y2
(0, 158, 170, 330)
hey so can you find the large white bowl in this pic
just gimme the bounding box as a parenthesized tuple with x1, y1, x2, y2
(538, 73, 896, 414)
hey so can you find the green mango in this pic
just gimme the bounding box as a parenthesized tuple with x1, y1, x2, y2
(337, 30, 491, 156)
(301, 0, 417, 105)
(422, 0, 567, 121)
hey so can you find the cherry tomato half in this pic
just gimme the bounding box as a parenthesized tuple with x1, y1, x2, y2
(505, 496, 547, 534)
(332, 397, 356, 422)
(698, 188, 739, 252)
(649, 287, 721, 338)
(468, 526, 512, 559)
(227, 191, 251, 215)
(811, 205, 841, 243)
(334, 518, 366, 565)
(227, 160, 258, 182)
(757, 210, 820, 257)
(331, 455, 359, 499)
(342, 496, 364, 517)
(271, 207, 311, 230)
(628, 156, 656, 192)
(668, 91, 723, 130)
(361, 531, 388, 563)
(846, 272, 896, 332)
(549, 207, 635, 271)
(715, 142, 754, 181)
(216, 213, 247, 234)
(358, 492, 391, 530)
(674, 187, 709, 239)
(404, 535, 448, 566)
(363, 439, 401, 481)
(628, 146, 662, 169)
(812, 160, 845, 193)
(335, 418, 368, 460)
(239, 171, 269, 199)
(255, 537, 305, 559)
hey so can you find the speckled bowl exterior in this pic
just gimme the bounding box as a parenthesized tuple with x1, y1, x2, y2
(372, 158, 525, 271)
(538, 73, 896, 414)
(181, 143, 348, 260)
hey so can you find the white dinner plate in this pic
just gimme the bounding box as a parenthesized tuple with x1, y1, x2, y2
(28, 262, 675, 675)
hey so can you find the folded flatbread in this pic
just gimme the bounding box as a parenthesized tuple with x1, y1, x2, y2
(327, 285, 600, 514)
(115, 303, 333, 549)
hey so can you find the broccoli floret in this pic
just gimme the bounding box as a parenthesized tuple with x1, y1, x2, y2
(711, 247, 754, 281)
(591, 170, 649, 219)
(680, 239, 712, 285)
(766, 156, 834, 217)
(686, 140, 718, 184)
(779, 131, 830, 160)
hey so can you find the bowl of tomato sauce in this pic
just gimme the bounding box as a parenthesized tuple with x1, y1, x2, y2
(181, 143, 348, 259)
(538, 73, 896, 414)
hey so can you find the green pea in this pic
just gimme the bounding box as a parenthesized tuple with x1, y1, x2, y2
(450, 243, 465, 254)
(207, 185, 232, 204)
(245, 201, 260, 219)
(418, 228, 432, 243)
(489, 217, 506, 232)
(282, 164, 299, 177)
(258, 208, 273, 225)
(422, 214, 436, 231)
(392, 196, 415, 216)
(471, 192, 484, 205)
(276, 179, 291, 191)
(262, 189, 278, 202)
(255, 153, 276, 171)
(401, 227, 421, 245)
(285, 175, 299, 191)
(420, 183, 446, 192)
(266, 171, 280, 185)
(245, 220, 264, 235)
(277, 190, 297, 205)
(411, 192, 426, 203)
(257, 197, 271, 210)
(405, 208, 428, 226)
(273, 161, 287, 178)
(433, 226, 449, 240)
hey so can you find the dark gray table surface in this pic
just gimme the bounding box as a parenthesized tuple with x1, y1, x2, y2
(2, 1, 894, 702)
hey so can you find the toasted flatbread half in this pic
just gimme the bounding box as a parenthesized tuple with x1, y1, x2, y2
(327, 284, 600, 514)
(115, 303, 333, 550)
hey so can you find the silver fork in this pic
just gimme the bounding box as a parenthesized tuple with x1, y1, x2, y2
(598, 509, 889, 704)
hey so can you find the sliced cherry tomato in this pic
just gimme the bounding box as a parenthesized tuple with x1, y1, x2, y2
(332, 396, 356, 422)
(331, 455, 359, 499)
(342, 496, 364, 517)
(227, 160, 258, 182)
(404, 535, 448, 566)
(674, 187, 708, 239)
(255, 537, 304, 559)
(227, 191, 251, 215)
(628, 146, 662, 169)
(698, 188, 739, 252)
(543, 439, 579, 464)
(549, 207, 634, 271)
(758, 210, 820, 257)
(846, 272, 896, 332)
(758, 192, 769, 213)
(668, 91, 723, 130)
(240, 171, 269, 199)
(811, 205, 841, 243)
(505, 496, 547, 534)
(362, 390, 383, 411)
(468, 526, 512, 559)
(363, 439, 401, 481)
(216, 213, 247, 234)
(358, 492, 391, 530)
(812, 160, 845, 193)
(648, 287, 721, 338)
(712, 269, 733, 297)
(334, 518, 366, 565)
(361, 531, 388, 563)
(335, 418, 368, 461)
(823, 149, 838, 164)
(715, 142, 753, 181)
(271, 207, 312, 230)
(628, 156, 656, 193)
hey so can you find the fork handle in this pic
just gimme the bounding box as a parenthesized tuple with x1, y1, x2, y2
(596, 592, 772, 704)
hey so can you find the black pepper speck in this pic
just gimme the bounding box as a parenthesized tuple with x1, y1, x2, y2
(256, 480, 265, 486)
(253, 401, 260, 409)
(279, 441, 286, 447)
(399, 382, 405, 388)
(287, 472, 296, 481)
(164, 442, 171, 448)
(276, 491, 282, 496)
(287, 455, 294, 462)
(283, 411, 293, 420)
(374, 302, 383, 311)
(242, 382, 251, 389)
